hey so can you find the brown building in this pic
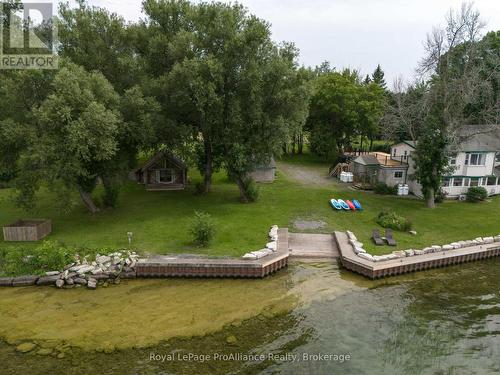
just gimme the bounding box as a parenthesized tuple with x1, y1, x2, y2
(134, 151, 187, 191)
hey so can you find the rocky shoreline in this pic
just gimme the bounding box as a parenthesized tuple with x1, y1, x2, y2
(0, 251, 138, 289)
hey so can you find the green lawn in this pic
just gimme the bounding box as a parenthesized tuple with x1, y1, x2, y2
(1, 156, 499, 257)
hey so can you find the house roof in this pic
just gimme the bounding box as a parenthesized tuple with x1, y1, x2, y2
(457, 125, 500, 152)
(354, 155, 380, 166)
(137, 150, 187, 172)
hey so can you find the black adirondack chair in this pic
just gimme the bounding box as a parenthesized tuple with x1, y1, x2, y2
(372, 229, 384, 246)
(385, 229, 397, 246)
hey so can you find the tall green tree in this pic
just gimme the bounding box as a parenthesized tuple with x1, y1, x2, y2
(389, 3, 499, 208)
(58, 0, 139, 92)
(13, 63, 122, 213)
(371, 64, 387, 90)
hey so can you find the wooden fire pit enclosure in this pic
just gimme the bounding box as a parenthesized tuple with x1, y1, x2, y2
(2, 219, 52, 241)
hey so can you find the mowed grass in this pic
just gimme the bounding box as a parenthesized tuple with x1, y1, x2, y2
(1, 156, 499, 256)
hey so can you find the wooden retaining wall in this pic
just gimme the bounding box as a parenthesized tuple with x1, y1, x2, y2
(136, 228, 290, 279)
(136, 258, 289, 279)
(3, 219, 52, 241)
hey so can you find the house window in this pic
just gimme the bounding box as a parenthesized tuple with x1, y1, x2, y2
(404, 151, 408, 160)
(487, 177, 497, 186)
(394, 171, 404, 179)
(393, 148, 397, 157)
(155, 169, 174, 184)
(496, 153, 500, 163)
(465, 153, 486, 166)
(463, 178, 471, 187)
(443, 178, 451, 187)
(453, 178, 463, 187)
(449, 156, 457, 166)
(470, 178, 479, 187)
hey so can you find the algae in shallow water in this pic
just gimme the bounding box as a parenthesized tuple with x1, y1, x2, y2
(0, 274, 296, 352)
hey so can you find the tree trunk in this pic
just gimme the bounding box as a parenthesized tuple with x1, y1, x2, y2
(282, 142, 288, 155)
(236, 176, 249, 203)
(426, 188, 436, 209)
(203, 137, 213, 194)
(298, 133, 304, 154)
(77, 186, 99, 214)
(292, 135, 296, 154)
(369, 137, 374, 152)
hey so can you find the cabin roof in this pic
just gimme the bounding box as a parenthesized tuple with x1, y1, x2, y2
(137, 150, 187, 172)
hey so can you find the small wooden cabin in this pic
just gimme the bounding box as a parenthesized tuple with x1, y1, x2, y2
(134, 151, 187, 191)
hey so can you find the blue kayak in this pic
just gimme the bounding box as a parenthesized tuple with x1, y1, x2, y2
(337, 199, 350, 210)
(352, 199, 363, 210)
(330, 199, 342, 210)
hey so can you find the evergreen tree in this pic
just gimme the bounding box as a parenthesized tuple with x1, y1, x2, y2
(371, 64, 387, 90)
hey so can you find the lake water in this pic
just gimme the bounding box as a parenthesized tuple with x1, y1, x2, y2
(0, 259, 499, 375)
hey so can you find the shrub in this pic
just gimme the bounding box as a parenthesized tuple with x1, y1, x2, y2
(194, 182, 206, 196)
(374, 182, 398, 195)
(376, 210, 412, 232)
(434, 189, 448, 203)
(466, 186, 488, 202)
(0, 241, 74, 276)
(241, 177, 260, 202)
(102, 183, 120, 208)
(189, 211, 216, 247)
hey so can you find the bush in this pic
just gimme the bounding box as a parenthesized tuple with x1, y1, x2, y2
(0, 241, 74, 276)
(466, 186, 488, 202)
(189, 211, 216, 247)
(102, 183, 120, 208)
(434, 189, 448, 204)
(194, 182, 206, 196)
(241, 177, 260, 202)
(374, 182, 398, 195)
(376, 210, 412, 232)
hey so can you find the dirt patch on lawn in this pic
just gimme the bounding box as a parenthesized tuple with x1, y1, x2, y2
(293, 220, 327, 231)
(277, 162, 337, 187)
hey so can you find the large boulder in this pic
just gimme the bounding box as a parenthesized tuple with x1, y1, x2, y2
(242, 253, 258, 260)
(495, 235, 500, 243)
(73, 277, 87, 285)
(266, 242, 277, 252)
(483, 236, 494, 244)
(55, 279, 65, 288)
(442, 245, 454, 251)
(392, 251, 406, 258)
(87, 278, 97, 290)
(357, 252, 374, 261)
(404, 249, 415, 257)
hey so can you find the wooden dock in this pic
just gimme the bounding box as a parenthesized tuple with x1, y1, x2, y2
(288, 233, 339, 258)
(335, 231, 500, 279)
(136, 229, 290, 278)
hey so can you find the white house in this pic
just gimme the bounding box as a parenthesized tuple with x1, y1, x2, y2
(390, 125, 500, 198)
